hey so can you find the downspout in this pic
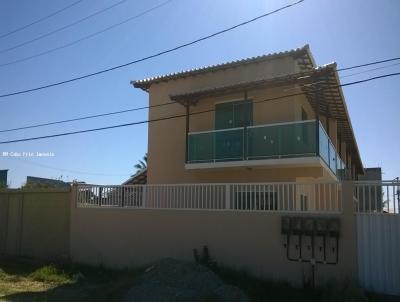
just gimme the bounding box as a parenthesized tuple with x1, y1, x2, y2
(244, 90, 248, 160)
(314, 88, 320, 158)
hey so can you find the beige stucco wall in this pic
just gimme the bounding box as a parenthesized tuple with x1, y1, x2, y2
(145, 57, 340, 184)
(69, 182, 357, 286)
(189, 86, 302, 133)
(0, 189, 70, 259)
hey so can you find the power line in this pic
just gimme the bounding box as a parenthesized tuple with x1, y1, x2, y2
(9, 157, 130, 176)
(0, 0, 175, 68)
(340, 61, 400, 78)
(0, 0, 85, 39)
(0, 0, 130, 54)
(0, 0, 305, 99)
(340, 72, 400, 87)
(1, 71, 399, 145)
(0, 100, 176, 133)
(337, 56, 400, 72)
(1, 55, 400, 134)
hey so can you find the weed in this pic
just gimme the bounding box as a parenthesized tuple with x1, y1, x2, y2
(29, 265, 71, 283)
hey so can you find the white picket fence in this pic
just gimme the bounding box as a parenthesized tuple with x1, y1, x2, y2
(76, 182, 342, 213)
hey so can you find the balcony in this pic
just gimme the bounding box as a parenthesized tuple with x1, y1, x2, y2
(187, 120, 346, 178)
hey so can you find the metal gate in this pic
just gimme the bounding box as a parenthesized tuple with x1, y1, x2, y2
(355, 181, 400, 296)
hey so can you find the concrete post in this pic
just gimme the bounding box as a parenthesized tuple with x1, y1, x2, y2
(340, 181, 358, 281)
(69, 184, 77, 260)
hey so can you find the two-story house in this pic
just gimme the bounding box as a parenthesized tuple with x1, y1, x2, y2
(132, 45, 363, 186)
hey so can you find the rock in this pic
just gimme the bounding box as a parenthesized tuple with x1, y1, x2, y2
(123, 258, 249, 302)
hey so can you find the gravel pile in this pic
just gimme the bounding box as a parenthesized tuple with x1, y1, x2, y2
(123, 258, 249, 302)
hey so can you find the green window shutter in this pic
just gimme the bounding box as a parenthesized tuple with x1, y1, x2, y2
(215, 102, 234, 130)
(233, 101, 253, 128)
(215, 100, 253, 129)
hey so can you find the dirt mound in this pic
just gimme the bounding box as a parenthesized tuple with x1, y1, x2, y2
(123, 258, 249, 302)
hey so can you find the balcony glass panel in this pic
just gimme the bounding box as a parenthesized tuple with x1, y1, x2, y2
(187, 128, 244, 163)
(280, 121, 316, 157)
(319, 124, 330, 165)
(215, 129, 244, 161)
(337, 157, 345, 180)
(247, 121, 316, 159)
(246, 125, 280, 159)
(329, 141, 337, 174)
(187, 132, 215, 163)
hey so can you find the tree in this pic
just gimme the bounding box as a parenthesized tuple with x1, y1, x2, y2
(133, 153, 147, 175)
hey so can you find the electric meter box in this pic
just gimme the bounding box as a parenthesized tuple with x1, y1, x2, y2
(290, 217, 302, 234)
(281, 217, 291, 234)
(328, 219, 340, 236)
(316, 219, 328, 235)
(302, 218, 315, 235)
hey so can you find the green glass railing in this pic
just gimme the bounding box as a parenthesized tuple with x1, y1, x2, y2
(247, 121, 316, 159)
(187, 120, 346, 179)
(318, 123, 346, 179)
(187, 128, 244, 163)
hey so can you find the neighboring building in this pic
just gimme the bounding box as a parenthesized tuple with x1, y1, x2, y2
(0, 170, 8, 187)
(357, 167, 383, 212)
(122, 169, 147, 185)
(358, 167, 382, 181)
(25, 176, 69, 188)
(132, 45, 363, 185)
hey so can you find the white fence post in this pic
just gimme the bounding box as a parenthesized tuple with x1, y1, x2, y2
(225, 184, 231, 210)
(142, 185, 147, 208)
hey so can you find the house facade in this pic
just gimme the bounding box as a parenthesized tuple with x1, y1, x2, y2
(132, 45, 363, 185)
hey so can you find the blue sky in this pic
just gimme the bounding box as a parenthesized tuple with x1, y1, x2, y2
(0, 0, 399, 187)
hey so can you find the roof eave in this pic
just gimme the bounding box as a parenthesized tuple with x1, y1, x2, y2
(131, 45, 312, 90)
(331, 69, 364, 173)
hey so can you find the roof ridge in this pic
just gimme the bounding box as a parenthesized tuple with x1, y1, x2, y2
(132, 45, 312, 90)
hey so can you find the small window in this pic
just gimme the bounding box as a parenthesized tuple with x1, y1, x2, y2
(233, 190, 278, 210)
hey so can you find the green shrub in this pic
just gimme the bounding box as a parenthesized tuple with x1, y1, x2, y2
(0, 268, 7, 279)
(29, 265, 71, 283)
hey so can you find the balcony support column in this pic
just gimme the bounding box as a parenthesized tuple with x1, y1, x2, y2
(244, 90, 248, 160)
(346, 149, 351, 179)
(185, 102, 190, 163)
(315, 92, 320, 157)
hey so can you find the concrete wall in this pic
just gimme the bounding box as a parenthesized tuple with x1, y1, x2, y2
(0, 189, 70, 259)
(0, 183, 361, 287)
(70, 183, 358, 286)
